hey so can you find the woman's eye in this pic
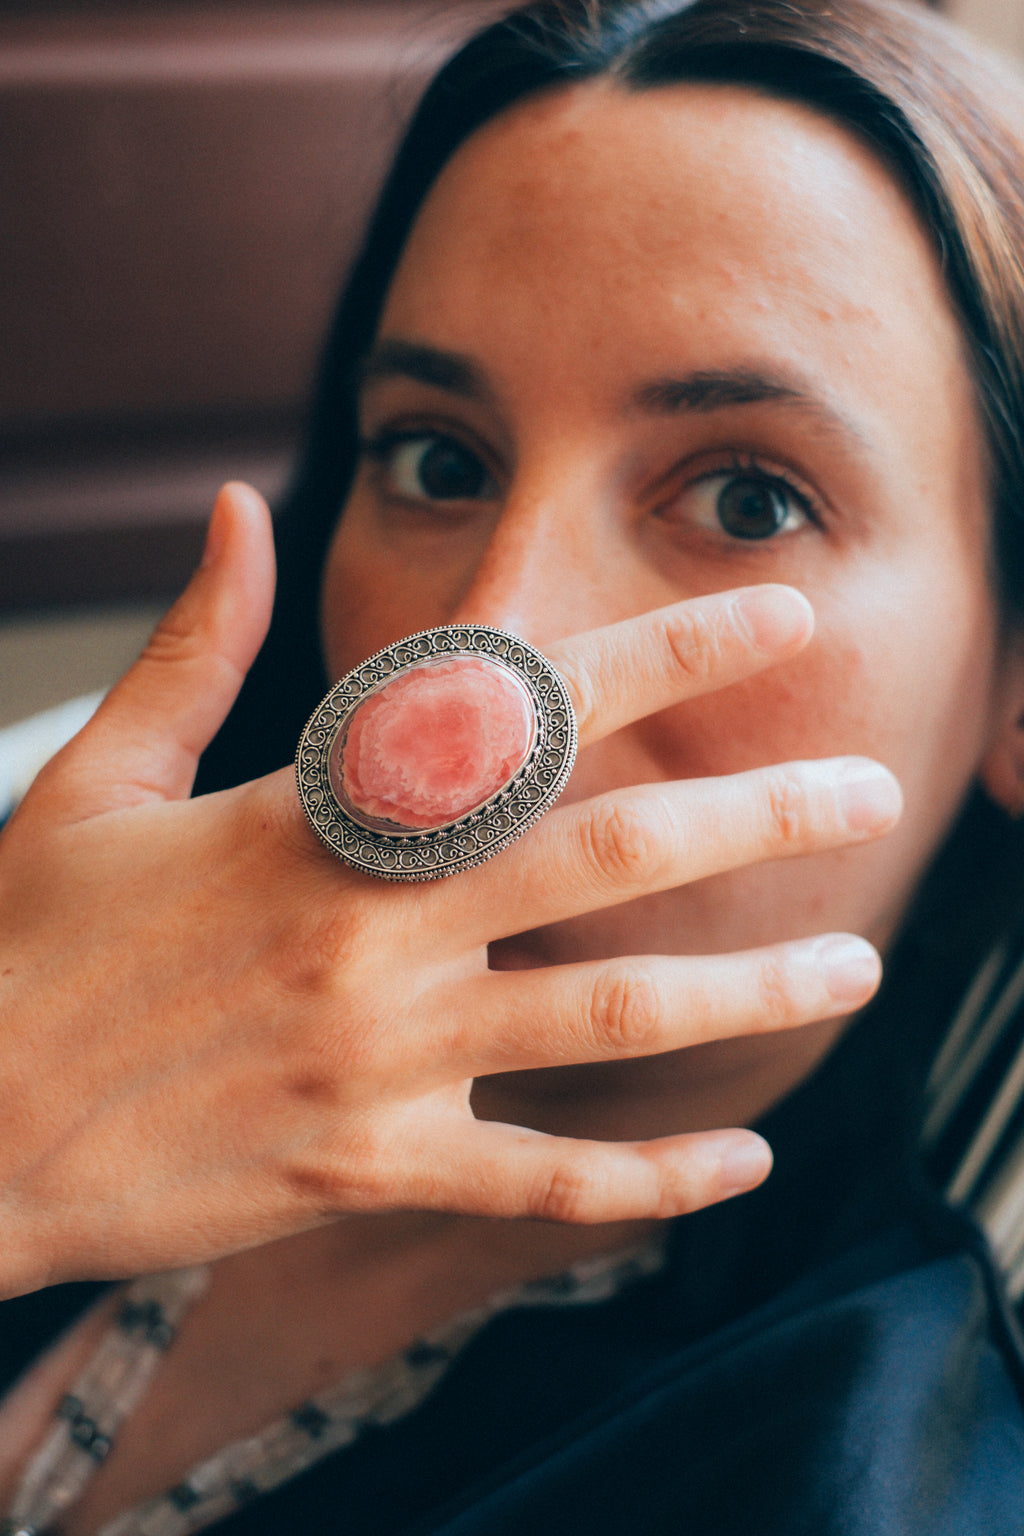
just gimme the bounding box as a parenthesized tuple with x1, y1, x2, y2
(371, 433, 497, 504)
(675, 470, 812, 541)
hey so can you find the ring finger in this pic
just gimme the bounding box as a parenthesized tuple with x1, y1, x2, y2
(441, 756, 902, 946)
(435, 933, 881, 1078)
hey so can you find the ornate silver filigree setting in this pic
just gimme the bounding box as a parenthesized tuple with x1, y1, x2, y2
(295, 625, 577, 881)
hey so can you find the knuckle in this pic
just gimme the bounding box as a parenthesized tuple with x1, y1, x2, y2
(262, 912, 350, 996)
(282, 1155, 352, 1212)
(140, 608, 204, 667)
(582, 798, 670, 887)
(528, 1158, 602, 1224)
(283, 1116, 392, 1213)
(558, 657, 598, 737)
(590, 963, 663, 1056)
(662, 606, 724, 688)
(649, 1155, 705, 1218)
(763, 769, 812, 849)
(292, 989, 389, 1093)
(254, 937, 388, 1079)
(754, 951, 799, 1028)
(290, 1011, 383, 1093)
(279, 1067, 341, 1109)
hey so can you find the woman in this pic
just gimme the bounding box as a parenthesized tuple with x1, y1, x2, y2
(0, 0, 1023, 1529)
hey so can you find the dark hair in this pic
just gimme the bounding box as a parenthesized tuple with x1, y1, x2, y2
(196, 0, 1024, 892)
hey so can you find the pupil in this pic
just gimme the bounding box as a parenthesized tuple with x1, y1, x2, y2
(419, 441, 485, 499)
(717, 477, 787, 540)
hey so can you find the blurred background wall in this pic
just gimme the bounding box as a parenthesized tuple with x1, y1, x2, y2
(948, 0, 1024, 54)
(0, 0, 1019, 729)
(0, 0, 496, 726)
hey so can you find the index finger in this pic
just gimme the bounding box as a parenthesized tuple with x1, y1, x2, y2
(547, 584, 813, 748)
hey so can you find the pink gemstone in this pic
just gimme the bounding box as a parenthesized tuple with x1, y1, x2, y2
(333, 655, 535, 831)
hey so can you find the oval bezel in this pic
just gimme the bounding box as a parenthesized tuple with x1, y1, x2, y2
(295, 625, 577, 881)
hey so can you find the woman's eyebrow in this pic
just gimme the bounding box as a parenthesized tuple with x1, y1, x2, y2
(357, 345, 868, 449)
(357, 340, 494, 404)
(634, 367, 869, 445)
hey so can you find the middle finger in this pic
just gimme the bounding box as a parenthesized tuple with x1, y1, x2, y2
(546, 584, 813, 749)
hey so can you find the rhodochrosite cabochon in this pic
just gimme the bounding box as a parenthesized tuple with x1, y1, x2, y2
(295, 625, 577, 881)
(334, 655, 536, 830)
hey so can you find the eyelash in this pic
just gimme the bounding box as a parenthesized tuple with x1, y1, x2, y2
(359, 429, 824, 539)
(360, 427, 448, 464)
(359, 428, 499, 506)
(674, 451, 824, 534)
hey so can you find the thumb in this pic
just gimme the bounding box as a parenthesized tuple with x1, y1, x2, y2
(49, 482, 276, 816)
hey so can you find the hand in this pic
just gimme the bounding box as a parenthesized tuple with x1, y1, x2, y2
(0, 484, 899, 1297)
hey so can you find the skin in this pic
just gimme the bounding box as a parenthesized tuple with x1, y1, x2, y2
(323, 81, 1011, 1136)
(3, 81, 1024, 1528)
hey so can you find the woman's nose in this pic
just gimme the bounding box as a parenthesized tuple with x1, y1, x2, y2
(448, 477, 619, 647)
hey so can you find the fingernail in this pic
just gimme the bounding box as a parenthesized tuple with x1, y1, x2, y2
(835, 759, 902, 834)
(733, 586, 813, 652)
(805, 934, 881, 1004)
(714, 1133, 773, 1198)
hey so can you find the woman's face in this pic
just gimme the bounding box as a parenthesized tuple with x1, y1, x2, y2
(321, 82, 1009, 973)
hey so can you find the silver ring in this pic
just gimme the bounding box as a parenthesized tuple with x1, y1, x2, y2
(295, 624, 578, 881)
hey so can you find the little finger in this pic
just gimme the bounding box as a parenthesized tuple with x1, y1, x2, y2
(417, 1119, 774, 1223)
